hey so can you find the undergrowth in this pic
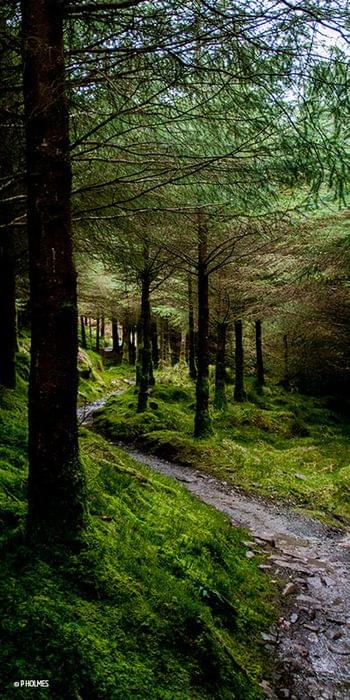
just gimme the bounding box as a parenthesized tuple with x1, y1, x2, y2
(0, 357, 276, 699)
(94, 367, 350, 525)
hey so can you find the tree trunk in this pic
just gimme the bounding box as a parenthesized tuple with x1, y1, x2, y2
(89, 317, 92, 347)
(22, 0, 86, 541)
(129, 326, 136, 365)
(255, 319, 265, 387)
(0, 227, 17, 389)
(194, 221, 211, 437)
(151, 319, 159, 370)
(188, 274, 197, 380)
(137, 273, 152, 412)
(112, 318, 121, 363)
(100, 315, 105, 347)
(80, 316, 87, 349)
(214, 322, 228, 409)
(95, 317, 100, 353)
(233, 319, 246, 402)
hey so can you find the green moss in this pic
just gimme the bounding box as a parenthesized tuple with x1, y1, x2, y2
(0, 371, 276, 699)
(96, 373, 350, 525)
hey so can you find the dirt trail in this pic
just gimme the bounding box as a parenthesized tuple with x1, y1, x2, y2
(79, 396, 350, 699)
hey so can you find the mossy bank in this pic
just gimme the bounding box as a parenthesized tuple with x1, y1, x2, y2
(0, 358, 277, 699)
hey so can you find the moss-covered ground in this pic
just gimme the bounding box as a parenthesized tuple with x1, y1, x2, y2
(94, 366, 350, 526)
(0, 355, 277, 699)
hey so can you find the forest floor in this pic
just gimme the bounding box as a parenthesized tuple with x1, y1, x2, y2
(87, 361, 350, 699)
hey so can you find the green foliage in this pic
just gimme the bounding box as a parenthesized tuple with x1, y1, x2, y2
(0, 372, 276, 699)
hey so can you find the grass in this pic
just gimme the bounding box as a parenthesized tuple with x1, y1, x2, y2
(77, 348, 133, 405)
(94, 366, 350, 526)
(0, 358, 277, 699)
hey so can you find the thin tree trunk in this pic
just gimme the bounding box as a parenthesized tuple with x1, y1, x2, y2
(129, 326, 136, 365)
(80, 316, 87, 349)
(89, 317, 92, 347)
(188, 274, 197, 380)
(255, 319, 265, 387)
(194, 220, 211, 437)
(112, 318, 121, 363)
(96, 317, 100, 353)
(214, 322, 228, 409)
(100, 315, 105, 347)
(137, 273, 152, 412)
(22, 0, 86, 540)
(233, 319, 246, 402)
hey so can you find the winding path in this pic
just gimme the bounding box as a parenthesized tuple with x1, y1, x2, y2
(79, 395, 350, 700)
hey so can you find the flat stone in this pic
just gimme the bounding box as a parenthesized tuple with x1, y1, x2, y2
(254, 532, 276, 547)
(304, 623, 320, 632)
(328, 642, 350, 655)
(290, 613, 298, 623)
(294, 473, 307, 480)
(259, 564, 273, 571)
(282, 582, 298, 596)
(246, 551, 255, 559)
(261, 632, 277, 643)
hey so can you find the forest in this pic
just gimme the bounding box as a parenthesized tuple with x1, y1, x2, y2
(0, 0, 350, 698)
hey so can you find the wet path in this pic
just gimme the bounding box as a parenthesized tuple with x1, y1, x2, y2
(79, 396, 350, 699)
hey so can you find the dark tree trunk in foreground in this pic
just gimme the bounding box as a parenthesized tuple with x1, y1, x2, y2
(255, 319, 265, 387)
(188, 275, 197, 380)
(233, 319, 246, 402)
(22, 0, 86, 540)
(0, 227, 17, 389)
(214, 322, 228, 409)
(151, 319, 159, 370)
(137, 273, 152, 412)
(80, 316, 87, 349)
(194, 220, 211, 437)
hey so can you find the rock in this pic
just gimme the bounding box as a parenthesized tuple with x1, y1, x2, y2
(246, 551, 255, 559)
(259, 564, 273, 571)
(290, 613, 298, 623)
(243, 540, 257, 548)
(282, 582, 298, 596)
(328, 629, 342, 640)
(280, 691, 290, 699)
(328, 642, 350, 655)
(261, 632, 277, 643)
(294, 472, 306, 480)
(304, 623, 320, 632)
(292, 643, 309, 657)
(254, 532, 276, 547)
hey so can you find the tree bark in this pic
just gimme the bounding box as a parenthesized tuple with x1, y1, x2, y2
(233, 319, 246, 402)
(100, 315, 105, 347)
(255, 319, 265, 387)
(194, 220, 211, 437)
(80, 316, 87, 349)
(95, 316, 100, 353)
(137, 272, 152, 412)
(0, 227, 17, 389)
(112, 318, 121, 362)
(151, 319, 159, 370)
(214, 322, 228, 409)
(89, 317, 92, 347)
(188, 274, 197, 380)
(21, 0, 86, 541)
